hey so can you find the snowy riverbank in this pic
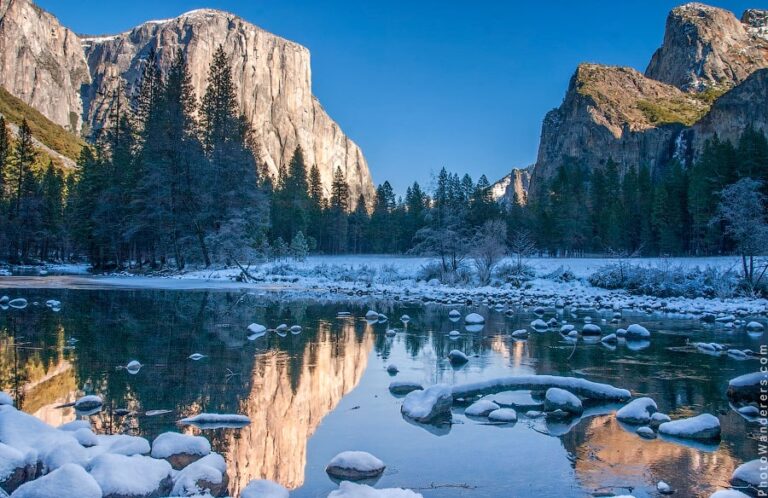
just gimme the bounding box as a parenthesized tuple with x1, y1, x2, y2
(2, 256, 767, 318)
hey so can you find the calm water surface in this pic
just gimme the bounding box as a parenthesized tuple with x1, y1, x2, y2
(0, 283, 764, 497)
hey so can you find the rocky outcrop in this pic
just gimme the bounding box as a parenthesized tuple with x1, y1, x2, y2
(525, 3, 768, 197)
(646, 3, 767, 91)
(0, 0, 90, 132)
(529, 64, 707, 191)
(81, 9, 374, 203)
(490, 167, 531, 205)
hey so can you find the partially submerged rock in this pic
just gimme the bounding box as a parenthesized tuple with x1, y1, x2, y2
(464, 313, 485, 324)
(616, 397, 657, 425)
(401, 384, 452, 423)
(544, 388, 583, 415)
(581, 324, 602, 336)
(464, 400, 500, 417)
(447, 350, 469, 365)
(451, 375, 630, 401)
(150, 432, 210, 470)
(626, 324, 650, 339)
(658, 413, 721, 440)
(727, 371, 768, 403)
(488, 408, 518, 423)
(178, 413, 250, 429)
(0, 443, 31, 493)
(730, 459, 763, 495)
(636, 426, 657, 439)
(74, 395, 103, 412)
(325, 451, 385, 480)
(388, 381, 422, 395)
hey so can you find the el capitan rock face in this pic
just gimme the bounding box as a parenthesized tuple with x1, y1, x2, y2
(0, 0, 90, 132)
(0, 1, 374, 202)
(490, 167, 531, 205)
(81, 9, 374, 202)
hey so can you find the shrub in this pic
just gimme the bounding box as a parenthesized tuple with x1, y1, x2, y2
(494, 261, 535, 286)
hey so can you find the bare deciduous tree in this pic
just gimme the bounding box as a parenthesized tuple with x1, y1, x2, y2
(509, 229, 536, 273)
(712, 178, 768, 288)
(472, 220, 507, 285)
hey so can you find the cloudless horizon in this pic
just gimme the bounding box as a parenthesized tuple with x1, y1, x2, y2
(36, 0, 758, 195)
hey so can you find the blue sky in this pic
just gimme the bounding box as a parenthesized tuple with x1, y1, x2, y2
(37, 0, 757, 194)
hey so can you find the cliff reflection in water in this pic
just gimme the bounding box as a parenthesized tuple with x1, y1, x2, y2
(222, 319, 373, 493)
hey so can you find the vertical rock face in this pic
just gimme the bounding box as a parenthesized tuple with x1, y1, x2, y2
(0, 0, 90, 132)
(490, 167, 531, 206)
(518, 3, 768, 198)
(645, 3, 768, 91)
(81, 9, 374, 203)
(0, 1, 374, 202)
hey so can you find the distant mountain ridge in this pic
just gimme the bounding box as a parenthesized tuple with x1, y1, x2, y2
(0, 0, 374, 202)
(494, 2, 768, 202)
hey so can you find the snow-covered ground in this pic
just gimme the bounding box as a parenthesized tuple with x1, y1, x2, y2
(2, 256, 766, 318)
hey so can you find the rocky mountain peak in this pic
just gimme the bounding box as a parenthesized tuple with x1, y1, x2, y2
(645, 2, 768, 91)
(0, 0, 374, 203)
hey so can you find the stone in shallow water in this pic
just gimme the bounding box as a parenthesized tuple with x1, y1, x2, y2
(581, 324, 602, 336)
(658, 414, 721, 440)
(325, 451, 385, 480)
(544, 388, 583, 415)
(464, 313, 485, 324)
(388, 381, 422, 395)
(488, 408, 518, 423)
(730, 459, 764, 494)
(401, 384, 452, 423)
(649, 412, 671, 428)
(626, 323, 650, 339)
(171, 453, 228, 497)
(464, 400, 500, 417)
(636, 426, 657, 439)
(727, 371, 768, 403)
(616, 397, 657, 425)
(447, 350, 469, 365)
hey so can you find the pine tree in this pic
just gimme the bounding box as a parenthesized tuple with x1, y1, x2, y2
(348, 193, 369, 253)
(9, 120, 35, 219)
(0, 116, 9, 206)
(328, 167, 350, 253)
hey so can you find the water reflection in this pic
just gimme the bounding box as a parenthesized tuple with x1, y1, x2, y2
(0, 288, 764, 497)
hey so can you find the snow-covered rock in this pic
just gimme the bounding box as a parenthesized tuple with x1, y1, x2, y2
(464, 313, 485, 324)
(151, 432, 210, 469)
(325, 451, 385, 480)
(448, 310, 461, 321)
(8, 299, 27, 309)
(89, 453, 173, 498)
(745, 321, 764, 332)
(327, 481, 423, 498)
(464, 400, 500, 417)
(11, 464, 101, 498)
(657, 481, 673, 495)
(636, 426, 657, 439)
(488, 408, 518, 423)
(649, 412, 671, 428)
(730, 459, 763, 494)
(601, 333, 617, 344)
(709, 490, 751, 498)
(530, 319, 548, 329)
(658, 414, 721, 440)
(178, 413, 250, 429)
(386, 364, 399, 374)
(365, 310, 379, 320)
(401, 384, 453, 423)
(581, 324, 602, 336)
(544, 388, 583, 415)
(0, 443, 30, 493)
(727, 371, 768, 403)
(241, 479, 289, 498)
(73, 428, 98, 448)
(452, 375, 630, 401)
(626, 324, 650, 339)
(74, 395, 103, 412)
(388, 381, 422, 395)
(247, 323, 267, 338)
(170, 452, 228, 497)
(616, 397, 657, 424)
(447, 350, 469, 365)
(511, 329, 529, 339)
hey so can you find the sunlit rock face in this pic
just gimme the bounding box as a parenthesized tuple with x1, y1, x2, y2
(81, 8, 374, 205)
(23, 360, 77, 427)
(562, 415, 740, 497)
(0, 0, 90, 132)
(219, 321, 373, 494)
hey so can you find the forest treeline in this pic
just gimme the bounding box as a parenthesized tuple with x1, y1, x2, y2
(0, 48, 766, 270)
